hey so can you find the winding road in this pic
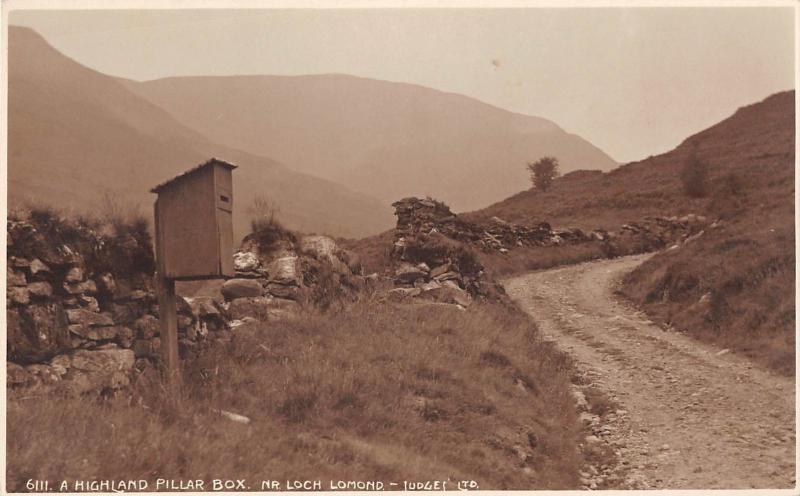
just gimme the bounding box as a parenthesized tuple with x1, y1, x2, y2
(504, 254, 796, 490)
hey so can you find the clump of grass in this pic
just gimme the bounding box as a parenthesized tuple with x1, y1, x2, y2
(7, 301, 583, 490)
(583, 387, 618, 417)
(98, 191, 150, 238)
(11, 198, 155, 277)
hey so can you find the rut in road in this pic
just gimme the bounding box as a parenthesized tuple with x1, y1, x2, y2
(504, 254, 795, 490)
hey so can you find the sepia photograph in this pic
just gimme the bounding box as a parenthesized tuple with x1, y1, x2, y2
(2, 0, 796, 492)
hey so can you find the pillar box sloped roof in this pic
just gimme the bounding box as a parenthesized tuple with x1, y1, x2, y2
(150, 157, 237, 194)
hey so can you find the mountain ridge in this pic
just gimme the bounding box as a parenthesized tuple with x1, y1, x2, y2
(122, 72, 618, 211)
(8, 26, 394, 240)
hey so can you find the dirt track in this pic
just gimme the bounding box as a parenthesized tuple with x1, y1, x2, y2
(504, 254, 796, 490)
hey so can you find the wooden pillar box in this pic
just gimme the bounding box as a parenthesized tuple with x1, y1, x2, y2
(150, 158, 237, 390)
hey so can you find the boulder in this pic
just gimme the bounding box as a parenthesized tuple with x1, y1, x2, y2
(420, 285, 472, 307)
(115, 326, 134, 348)
(299, 235, 337, 261)
(111, 302, 144, 325)
(266, 256, 301, 285)
(133, 315, 159, 340)
(227, 297, 272, 321)
(78, 295, 100, 313)
(28, 282, 53, 299)
(7, 268, 26, 287)
(221, 278, 264, 301)
(29, 259, 51, 278)
(9, 303, 71, 363)
(8, 287, 30, 305)
(64, 267, 84, 283)
(24, 363, 63, 388)
(7, 362, 32, 387)
(10, 257, 30, 269)
(63, 280, 98, 295)
(418, 280, 442, 292)
(185, 296, 223, 321)
(68, 324, 120, 341)
(394, 262, 429, 284)
(430, 264, 452, 279)
(133, 339, 157, 358)
(433, 271, 461, 283)
(59, 349, 136, 395)
(233, 251, 260, 272)
(265, 283, 302, 300)
(266, 298, 302, 320)
(386, 287, 422, 302)
(95, 272, 116, 294)
(66, 309, 114, 327)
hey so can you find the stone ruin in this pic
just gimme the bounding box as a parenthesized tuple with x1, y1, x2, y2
(387, 198, 507, 307)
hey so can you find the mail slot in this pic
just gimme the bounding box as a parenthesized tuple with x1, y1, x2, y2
(150, 158, 237, 280)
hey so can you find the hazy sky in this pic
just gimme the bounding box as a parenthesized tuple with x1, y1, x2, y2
(9, 7, 795, 163)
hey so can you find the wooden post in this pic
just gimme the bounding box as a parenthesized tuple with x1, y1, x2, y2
(156, 274, 181, 392)
(154, 199, 181, 393)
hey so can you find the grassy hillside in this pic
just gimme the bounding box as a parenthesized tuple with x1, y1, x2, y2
(8, 26, 393, 240)
(468, 91, 795, 374)
(467, 91, 793, 231)
(123, 74, 617, 212)
(7, 299, 584, 490)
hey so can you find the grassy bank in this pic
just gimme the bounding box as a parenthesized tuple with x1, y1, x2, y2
(7, 300, 582, 491)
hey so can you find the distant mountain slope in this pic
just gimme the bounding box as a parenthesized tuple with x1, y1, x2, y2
(469, 91, 795, 373)
(8, 27, 394, 240)
(121, 74, 617, 212)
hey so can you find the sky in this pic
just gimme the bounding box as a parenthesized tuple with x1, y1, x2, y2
(8, 6, 795, 163)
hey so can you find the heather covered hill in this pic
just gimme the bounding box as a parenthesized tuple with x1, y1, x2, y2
(468, 91, 795, 373)
(122, 74, 617, 211)
(8, 27, 393, 240)
(466, 91, 794, 230)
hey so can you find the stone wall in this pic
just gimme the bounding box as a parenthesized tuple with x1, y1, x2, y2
(387, 197, 712, 307)
(6, 216, 227, 397)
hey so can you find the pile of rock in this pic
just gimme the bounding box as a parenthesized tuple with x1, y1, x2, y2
(6, 216, 228, 398)
(220, 231, 367, 322)
(618, 214, 709, 244)
(388, 261, 474, 308)
(389, 198, 508, 306)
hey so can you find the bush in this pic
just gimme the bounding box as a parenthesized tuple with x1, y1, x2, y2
(680, 154, 709, 198)
(527, 157, 560, 192)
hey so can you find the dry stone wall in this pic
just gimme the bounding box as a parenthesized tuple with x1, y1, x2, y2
(387, 197, 712, 307)
(7, 217, 373, 398)
(6, 217, 228, 398)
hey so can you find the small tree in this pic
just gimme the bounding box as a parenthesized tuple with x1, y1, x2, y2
(527, 156, 560, 192)
(680, 150, 709, 198)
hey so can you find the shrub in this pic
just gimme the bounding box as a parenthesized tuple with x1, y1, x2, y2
(98, 191, 149, 238)
(527, 157, 560, 192)
(680, 154, 709, 198)
(248, 196, 281, 233)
